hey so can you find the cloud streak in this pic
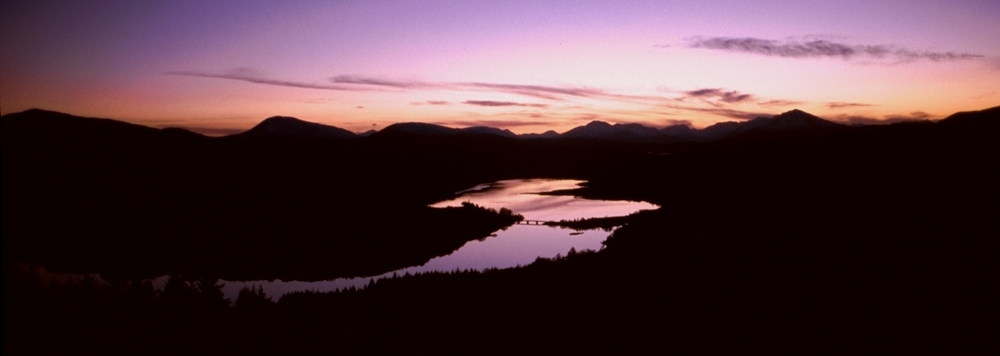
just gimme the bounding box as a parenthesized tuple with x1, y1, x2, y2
(173, 70, 611, 102)
(331, 75, 432, 89)
(171, 69, 694, 109)
(688, 37, 984, 62)
(169, 68, 804, 124)
(464, 82, 604, 100)
(664, 105, 772, 121)
(410, 100, 450, 106)
(886, 111, 932, 121)
(758, 100, 803, 107)
(827, 102, 874, 109)
(331, 76, 605, 100)
(684, 88, 754, 103)
(330, 75, 607, 100)
(464, 100, 547, 108)
(832, 111, 933, 125)
(168, 68, 359, 91)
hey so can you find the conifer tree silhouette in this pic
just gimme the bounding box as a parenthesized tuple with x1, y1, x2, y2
(235, 285, 273, 309)
(197, 277, 231, 309)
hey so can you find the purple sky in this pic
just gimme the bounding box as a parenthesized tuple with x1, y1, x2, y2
(3, 0, 998, 134)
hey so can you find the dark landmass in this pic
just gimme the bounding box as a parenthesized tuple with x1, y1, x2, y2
(237, 115, 359, 139)
(3, 106, 999, 353)
(2, 109, 527, 280)
(543, 209, 659, 231)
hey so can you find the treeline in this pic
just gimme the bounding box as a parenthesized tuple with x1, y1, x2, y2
(543, 209, 658, 231)
(459, 201, 521, 221)
(3, 265, 280, 312)
(4, 249, 612, 354)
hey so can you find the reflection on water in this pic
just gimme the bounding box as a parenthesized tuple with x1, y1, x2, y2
(431, 179, 655, 222)
(217, 179, 658, 300)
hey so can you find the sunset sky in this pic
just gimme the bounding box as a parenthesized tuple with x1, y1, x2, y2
(3, 0, 999, 135)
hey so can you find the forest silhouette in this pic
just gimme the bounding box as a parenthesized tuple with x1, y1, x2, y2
(3, 106, 998, 353)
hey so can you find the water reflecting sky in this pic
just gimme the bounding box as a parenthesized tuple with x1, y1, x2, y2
(220, 179, 658, 300)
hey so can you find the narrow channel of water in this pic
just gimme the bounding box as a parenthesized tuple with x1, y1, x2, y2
(208, 179, 657, 300)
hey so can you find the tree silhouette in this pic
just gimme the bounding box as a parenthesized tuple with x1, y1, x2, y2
(235, 285, 273, 309)
(160, 275, 198, 310)
(197, 277, 231, 310)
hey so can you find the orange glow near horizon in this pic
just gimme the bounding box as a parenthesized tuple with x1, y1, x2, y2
(2, 1, 998, 135)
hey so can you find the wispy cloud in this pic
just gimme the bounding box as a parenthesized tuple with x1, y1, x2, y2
(758, 100, 803, 107)
(168, 68, 358, 91)
(683, 88, 754, 103)
(464, 100, 547, 108)
(172, 69, 679, 107)
(660, 119, 693, 127)
(831, 111, 933, 125)
(170, 68, 800, 124)
(658, 87, 802, 120)
(332, 75, 606, 101)
(331, 75, 432, 89)
(410, 100, 450, 106)
(886, 111, 932, 121)
(464, 82, 604, 100)
(687, 37, 984, 62)
(173, 69, 609, 102)
(827, 102, 874, 109)
(672, 106, 772, 121)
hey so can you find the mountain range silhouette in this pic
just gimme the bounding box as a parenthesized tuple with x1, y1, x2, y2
(7, 107, 996, 143)
(311, 108, 848, 142)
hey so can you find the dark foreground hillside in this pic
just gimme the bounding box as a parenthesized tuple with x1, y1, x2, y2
(4, 107, 999, 353)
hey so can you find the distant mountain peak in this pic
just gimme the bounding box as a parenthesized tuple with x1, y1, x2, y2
(374, 122, 519, 138)
(378, 122, 458, 136)
(698, 109, 842, 140)
(240, 116, 357, 139)
(767, 109, 842, 129)
(562, 120, 663, 139)
(583, 120, 612, 128)
(261, 115, 303, 124)
(776, 109, 824, 120)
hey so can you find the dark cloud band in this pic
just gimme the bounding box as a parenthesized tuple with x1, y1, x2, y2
(168, 69, 357, 91)
(688, 37, 983, 62)
(464, 100, 547, 108)
(827, 102, 874, 109)
(684, 88, 754, 103)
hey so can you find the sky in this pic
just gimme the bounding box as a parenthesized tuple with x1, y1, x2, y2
(2, 0, 999, 135)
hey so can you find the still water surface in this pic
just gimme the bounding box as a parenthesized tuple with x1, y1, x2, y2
(216, 179, 657, 300)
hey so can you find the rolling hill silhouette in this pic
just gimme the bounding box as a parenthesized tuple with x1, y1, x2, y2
(373, 122, 518, 138)
(237, 116, 358, 139)
(561, 120, 663, 139)
(936, 105, 1000, 130)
